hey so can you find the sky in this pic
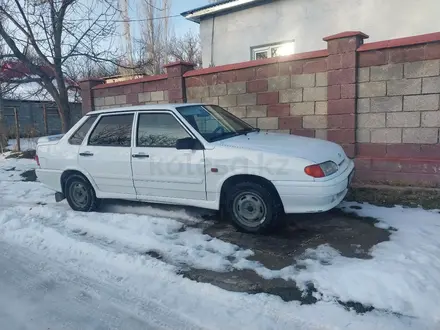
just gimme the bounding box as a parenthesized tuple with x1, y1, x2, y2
(173, 0, 208, 36)
(128, 0, 208, 38)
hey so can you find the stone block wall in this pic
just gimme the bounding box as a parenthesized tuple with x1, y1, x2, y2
(184, 55, 329, 139)
(91, 75, 169, 111)
(80, 31, 440, 188)
(355, 35, 440, 187)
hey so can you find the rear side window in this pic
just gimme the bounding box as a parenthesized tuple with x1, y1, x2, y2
(88, 114, 134, 147)
(68, 115, 98, 145)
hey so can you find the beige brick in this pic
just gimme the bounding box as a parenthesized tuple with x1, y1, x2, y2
(291, 74, 315, 88)
(358, 68, 370, 82)
(138, 92, 151, 103)
(268, 76, 291, 91)
(370, 96, 402, 112)
(104, 96, 116, 106)
(276, 129, 291, 134)
(242, 117, 257, 126)
(386, 112, 420, 128)
(228, 106, 246, 118)
(151, 91, 164, 101)
(246, 105, 267, 117)
(202, 96, 219, 105)
(164, 91, 169, 101)
(237, 93, 257, 106)
(315, 129, 327, 140)
(370, 64, 403, 81)
(357, 98, 370, 113)
(387, 79, 421, 96)
(403, 128, 438, 144)
(422, 77, 440, 94)
(188, 86, 209, 99)
(356, 129, 371, 143)
(303, 115, 327, 129)
(404, 94, 439, 111)
(219, 95, 237, 107)
(290, 102, 315, 115)
(303, 87, 327, 101)
(316, 72, 328, 87)
(280, 88, 302, 103)
(94, 97, 105, 107)
(315, 101, 328, 114)
(358, 82, 386, 98)
(422, 111, 440, 127)
(257, 117, 279, 129)
(227, 82, 246, 95)
(187, 98, 201, 103)
(114, 95, 126, 105)
(157, 100, 168, 104)
(358, 113, 386, 128)
(209, 84, 227, 96)
(404, 60, 440, 78)
(371, 128, 402, 143)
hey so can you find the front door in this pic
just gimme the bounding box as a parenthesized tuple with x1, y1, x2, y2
(131, 112, 206, 200)
(78, 113, 136, 196)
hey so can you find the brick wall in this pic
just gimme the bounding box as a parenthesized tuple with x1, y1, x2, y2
(91, 75, 169, 111)
(355, 35, 440, 187)
(80, 31, 440, 188)
(184, 51, 329, 139)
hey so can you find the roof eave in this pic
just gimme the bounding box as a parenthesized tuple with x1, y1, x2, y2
(181, 0, 265, 23)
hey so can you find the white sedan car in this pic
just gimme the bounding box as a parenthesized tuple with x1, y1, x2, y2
(36, 103, 354, 233)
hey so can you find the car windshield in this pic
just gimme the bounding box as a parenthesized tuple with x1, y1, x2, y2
(176, 104, 259, 142)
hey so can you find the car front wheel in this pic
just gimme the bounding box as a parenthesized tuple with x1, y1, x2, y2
(224, 181, 283, 234)
(65, 174, 99, 212)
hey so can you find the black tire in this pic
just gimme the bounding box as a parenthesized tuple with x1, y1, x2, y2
(65, 174, 99, 212)
(224, 181, 283, 234)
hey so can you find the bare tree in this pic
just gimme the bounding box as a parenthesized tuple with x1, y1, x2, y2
(134, 0, 171, 75)
(0, 0, 123, 132)
(168, 31, 202, 68)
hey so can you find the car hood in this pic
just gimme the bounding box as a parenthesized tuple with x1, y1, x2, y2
(213, 132, 346, 164)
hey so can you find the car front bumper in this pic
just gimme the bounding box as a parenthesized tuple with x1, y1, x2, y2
(272, 159, 355, 214)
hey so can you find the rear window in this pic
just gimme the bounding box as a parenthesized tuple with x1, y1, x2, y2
(88, 114, 134, 147)
(68, 115, 98, 145)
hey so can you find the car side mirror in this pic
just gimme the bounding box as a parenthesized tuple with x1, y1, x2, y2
(176, 137, 198, 150)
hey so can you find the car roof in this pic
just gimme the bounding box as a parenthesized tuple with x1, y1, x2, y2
(87, 103, 204, 116)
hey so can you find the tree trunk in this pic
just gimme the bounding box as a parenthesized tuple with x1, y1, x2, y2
(58, 95, 71, 133)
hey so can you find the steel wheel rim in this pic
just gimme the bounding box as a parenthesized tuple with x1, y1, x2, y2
(70, 182, 89, 208)
(232, 191, 267, 228)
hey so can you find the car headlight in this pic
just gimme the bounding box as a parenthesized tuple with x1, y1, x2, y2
(304, 161, 338, 178)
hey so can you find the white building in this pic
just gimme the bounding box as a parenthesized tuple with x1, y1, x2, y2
(181, 0, 440, 68)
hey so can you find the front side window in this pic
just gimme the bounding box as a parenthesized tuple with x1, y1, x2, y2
(68, 115, 98, 145)
(177, 105, 257, 142)
(88, 114, 133, 147)
(137, 113, 190, 148)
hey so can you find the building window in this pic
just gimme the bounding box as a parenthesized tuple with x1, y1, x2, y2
(251, 41, 295, 60)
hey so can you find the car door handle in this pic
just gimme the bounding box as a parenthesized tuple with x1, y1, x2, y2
(132, 153, 149, 158)
(79, 151, 94, 157)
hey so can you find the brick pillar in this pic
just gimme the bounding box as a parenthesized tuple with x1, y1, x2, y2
(164, 61, 195, 103)
(79, 78, 105, 115)
(324, 31, 369, 157)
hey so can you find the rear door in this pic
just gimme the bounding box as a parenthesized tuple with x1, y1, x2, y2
(131, 111, 206, 200)
(78, 113, 136, 196)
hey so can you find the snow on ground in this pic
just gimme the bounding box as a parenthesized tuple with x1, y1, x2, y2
(0, 153, 38, 182)
(7, 137, 39, 151)
(0, 155, 439, 329)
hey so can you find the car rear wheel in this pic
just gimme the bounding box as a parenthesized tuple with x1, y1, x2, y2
(65, 174, 99, 212)
(224, 181, 283, 234)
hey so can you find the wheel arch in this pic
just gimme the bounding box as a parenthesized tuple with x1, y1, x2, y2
(219, 174, 284, 212)
(60, 168, 96, 196)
